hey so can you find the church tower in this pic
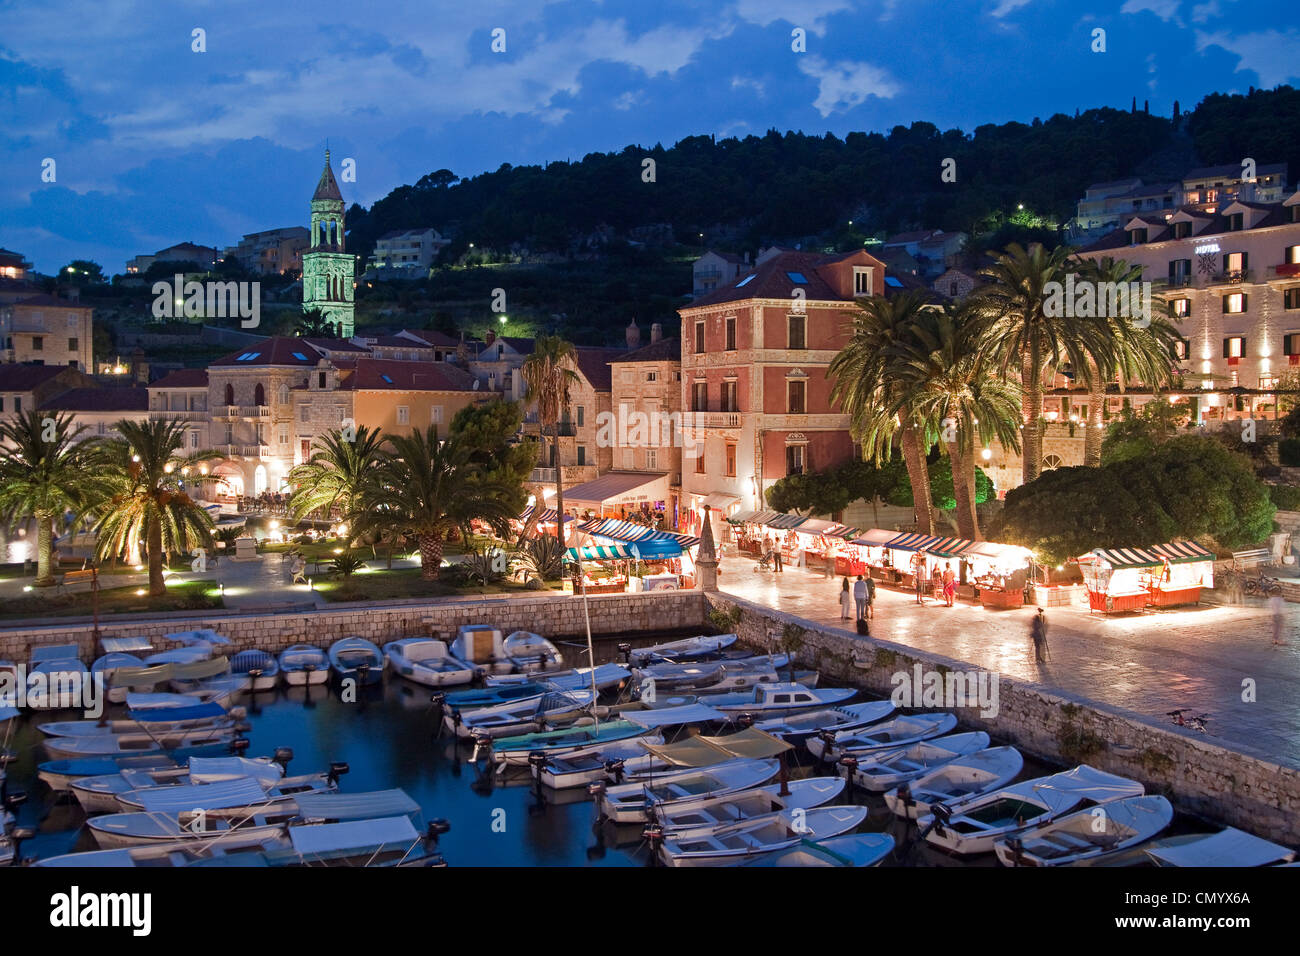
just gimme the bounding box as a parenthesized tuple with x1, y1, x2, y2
(302, 148, 355, 338)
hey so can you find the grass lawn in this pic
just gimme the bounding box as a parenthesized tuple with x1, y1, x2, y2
(0, 580, 224, 622)
(313, 567, 563, 603)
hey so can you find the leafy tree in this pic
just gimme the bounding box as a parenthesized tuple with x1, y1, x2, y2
(448, 400, 537, 522)
(88, 419, 220, 596)
(59, 260, 105, 284)
(144, 260, 204, 281)
(1100, 399, 1190, 464)
(886, 457, 994, 512)
(0, 412, 105, 586)
(997, 436, 1273, 563)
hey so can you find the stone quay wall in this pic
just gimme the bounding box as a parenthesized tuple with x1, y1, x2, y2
(0, 591, 710, 663)
(707, 592, 1300, 845)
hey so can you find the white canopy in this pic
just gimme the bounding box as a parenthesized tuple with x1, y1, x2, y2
(289, 815, 419, 858)
(1147, 828, 1296, 867)
(624, 703, 726, 729)
(1014, 764, 1145, 814)
(135, 776, 269, 813)
(187, 757, 284, 786)
(293, 788, 420, 822)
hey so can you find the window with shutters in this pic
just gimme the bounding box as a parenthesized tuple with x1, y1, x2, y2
(1223, 336, 1246, 358)
(787, 380, 806, 414)
(694, 321, 705, 354)
(1222, 293, 1247, 314)
(722, 380, 738, 412)
(1285, 289, 1300, 311)
(725, 444, 736, 477)
(397, 406, 409, 425)
(1169, 297, 1191, 317)
(785, 444, 805, 476)
(725, 317, 736, 351)
(692, 381, 708, 412)
(787, 314, 805, 349)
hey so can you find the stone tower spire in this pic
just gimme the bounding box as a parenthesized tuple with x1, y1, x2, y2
(302, 146, 355, 337)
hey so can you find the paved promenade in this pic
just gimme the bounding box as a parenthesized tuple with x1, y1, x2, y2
(718, 551, 1300, 770)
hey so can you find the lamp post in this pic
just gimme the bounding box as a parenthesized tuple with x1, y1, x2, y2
(90, 565, 101, 642)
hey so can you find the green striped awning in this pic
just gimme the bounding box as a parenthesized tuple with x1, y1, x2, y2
(566, 545, 636, 561)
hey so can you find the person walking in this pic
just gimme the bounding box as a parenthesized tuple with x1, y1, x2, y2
(942, 562, 956, 607)
(840, 577, 853, 620)
(864, 574, 876, 620)
(1031, 608, 1049, 662)
(912, 551, 927, 605)
(853, 575, 868, 620)
(1270, 593, 1286, 646)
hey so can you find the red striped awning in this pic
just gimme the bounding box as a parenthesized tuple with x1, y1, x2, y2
(1082, 540, 1214, 568)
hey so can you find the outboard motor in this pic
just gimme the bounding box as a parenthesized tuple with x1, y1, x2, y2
(896, 782, 915, 816)
(327, 761, 350, 785)
(2, 790, 28, 814)
(1006, 835, 1025, 867)
(587, 780, 607, 801)
(424, 818, 451, 848)
(9, 826, 35, 867)
(816, 729, 838, 762)
(838, 754, 858, 791)
(736, 712, 755, 730)
(272, 747, 294, 772)
(617, 643, 632, 664)
(928, 802, 952, 838)
(234, 721, 254, 734)
(229, 737, 251, 755)
(470, 731, 492, 764)
(229, 706, 248, 720)
(527, 750, 548, 780)
(603, 758, 626, 785)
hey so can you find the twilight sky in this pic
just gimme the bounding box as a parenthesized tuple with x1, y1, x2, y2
(2, 0, 1296, 274)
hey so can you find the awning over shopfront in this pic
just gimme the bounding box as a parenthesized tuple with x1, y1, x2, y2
(884, 532, 980, 558)
(700, 492, 740, 510)
(1083, 540, 1214, 569)
(765, 513, 809, 530)
(795, 518, 858, 538)
(728, 509, 781, 525)
(578, 518, 700, 552)
(965, 540, 1034, 562)
(567, 545, 639, 561)
(564, 471, 670, 508)
(517, 506, 573, 523)
(851, 529, 902, 548)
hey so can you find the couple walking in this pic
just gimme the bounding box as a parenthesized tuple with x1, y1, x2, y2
(841, 575, 875, 622)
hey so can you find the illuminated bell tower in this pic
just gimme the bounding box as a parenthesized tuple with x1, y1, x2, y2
(302, 148, 355, 338)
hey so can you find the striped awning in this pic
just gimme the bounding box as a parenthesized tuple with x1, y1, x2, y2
(1083, 540, 1215, 569)
(851, 529, 902, 548)
(728, 509, 779, 525)
(578, 518, 699, 550)
(567, 545, 638, 561)
(764, 513, 809, 530)
(796, 518, 858, 539)
(883, 532, 980, 558)
(517, 506, 573, 524)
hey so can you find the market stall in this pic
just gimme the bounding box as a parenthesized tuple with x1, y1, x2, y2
(1078, 541, 1215, 613)
(726, 510, 782, 555)
(514, 505, 575, 541)
(791, 518, 860, 575)
(572, 518, 701, 591)
(965, 541, 1035, 608)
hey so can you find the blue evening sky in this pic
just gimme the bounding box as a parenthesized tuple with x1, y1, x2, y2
(1, 0, 1295, 273)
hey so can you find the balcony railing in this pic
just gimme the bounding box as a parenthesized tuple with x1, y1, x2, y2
(529, 467, 557, 483)
(1210, 268, 1252, 285)
(220, 444, 273, 459)
(1273, 263, 1300, 277)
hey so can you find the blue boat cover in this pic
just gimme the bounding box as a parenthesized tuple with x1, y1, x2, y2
(127, 702, 226, 723)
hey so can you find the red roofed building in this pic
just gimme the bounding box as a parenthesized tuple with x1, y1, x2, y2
(677, 248, 893, 536)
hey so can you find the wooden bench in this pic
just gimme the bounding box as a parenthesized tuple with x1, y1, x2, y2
(1232, 548, 1272, 571)
(55, 569, 98, 593)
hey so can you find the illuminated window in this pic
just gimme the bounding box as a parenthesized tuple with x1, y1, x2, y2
(1222, 293, 1247, 314)
(1223, 337, 1246, 358)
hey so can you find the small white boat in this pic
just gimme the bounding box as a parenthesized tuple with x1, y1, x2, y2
(385, 638, 477, 688)
(658, 805, 868, 867)
(38, 700, 237, 737)
(885, 747, 1024, 820)
(27, 645, 88, 710)
(707, 682, 856, 718)
(503, 631, 564, 673)
(755, 700, 896, 747)
(278, 645, 329, 686)
(229, 649, 281, 692)
(849, 731, 991, 792)
(328, 637, 385, 685)
(488, 720, 649, 767)
(921, 764, 1145, 856)
(633, 655, 788, 692)
(994, 795, 1175, 867)
(655, 776, 846, 833)
(38, 754, 181, 792)
(91, 653, 143, 704)
(534, 734, 665, 789)
(1098, 827, 1297, 868)
(451, 624, 509, 674)
(115, 770, 334, 812)
(450, 689, 596, 739)
(752, 833, 894, 867)
(628, 633, 737, 665)
(597, 757, 780, 824)
(42, 726, 242, 760)
(69, 755, 286, 814)
(482, 663, 631, 691)
(807, 713, 959, 762)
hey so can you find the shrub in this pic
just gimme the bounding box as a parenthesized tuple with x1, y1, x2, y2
(329, 552, 366, 578)
(1269, 484, 1300, 511)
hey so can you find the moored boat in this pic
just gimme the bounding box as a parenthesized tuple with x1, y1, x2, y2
(91, 653, 143, 705)
(848, 731, 991, 792)
(503, 631, 564, 673)
(807, 713, 959, 761)
(628, 633, 737, 665)
(42, 726, 243, 760)
(278, 645, 329, 686)
(754, 700, 895, 747)
(654, 776, 846, 833)
(69, 754, 287, 814)
(994, 795, 1175, 867)
(385, 638, 477, 688)
(596, 757, 780, 824)
(451, 624, 509, 674)
(707, 682, 856, 719)
(885, 747, 1025, 820)
(327, 637, 385, 685)
(657, 805, 868, 867)
(229, 649, 281, 691)
(752, 832, 895, 867)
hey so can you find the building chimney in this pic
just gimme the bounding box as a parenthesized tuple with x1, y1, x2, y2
(626, 319, 641, 349)
(485, 329, 496, 347)
(650, 323, 663, 343)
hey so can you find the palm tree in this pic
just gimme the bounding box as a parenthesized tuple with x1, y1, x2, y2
(294, 307, 336, 338)
(829, 290, 937, 535)
(355, 426, 518, 580)
(88, 419, 219, 596)
(974, 242, 1108, 485)
(519, 335, 580, 551)
(286, 424, 386, 526)
(1073, 256, 1184, 466)
(0, 411, 104, 586)
(884, 304, 1022, 539)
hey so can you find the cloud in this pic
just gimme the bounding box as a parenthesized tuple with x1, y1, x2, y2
(990, 0, 1033, 17)
(797, 55, 901, 117)
(1120, 0, 1183, 23)
(1195, 29, 1300, 87)
(732, 0, 853, 36)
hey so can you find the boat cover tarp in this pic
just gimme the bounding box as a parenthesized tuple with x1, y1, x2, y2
(100, 637, 153, 653)
(170, 658, 230, 681)
(111, 664, 174, 687)
(135, 776, 271, 813)
(289, 815, 418, 857)
(644, 727, 793, 766)
(31, 644, 82, 664)
(1146, 828, 1295, 867)
(624, 703, 726, 729)
(188, 757, 283, 786)
(126, 702, 227, 724)
(997, 764, 1145, 815)
(293, 789, 420, 822)
(166, 629, 231, 645)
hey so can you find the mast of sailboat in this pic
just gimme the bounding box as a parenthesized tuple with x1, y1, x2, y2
(573, 547, 599, 731)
